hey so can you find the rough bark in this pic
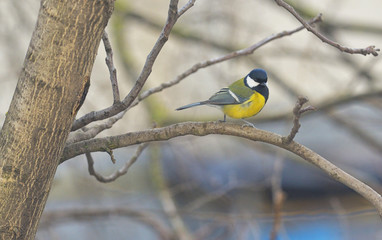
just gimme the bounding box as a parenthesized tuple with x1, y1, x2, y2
(0, 0, 114, 239)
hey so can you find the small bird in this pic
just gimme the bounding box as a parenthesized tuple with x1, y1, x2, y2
(176, 68, 269, 123)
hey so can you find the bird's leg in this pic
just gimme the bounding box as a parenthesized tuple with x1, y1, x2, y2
(219, 114, 227, 123)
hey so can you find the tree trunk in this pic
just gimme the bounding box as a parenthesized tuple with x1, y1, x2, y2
(0, 0, 114, 239)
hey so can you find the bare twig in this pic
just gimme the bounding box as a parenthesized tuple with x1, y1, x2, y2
(274, 0, 380, 56)
(62, 121, 382, 217)
(122, 0, 178, 107)
(282, 0, 382, 35)
(86, 143, 148, 183)
(282, 96, 315, 144)
(138, 14, 323, 103)
(105, 148, 116, 164)
(102, 31, 120, 103)
(177, 0, 196, 17)
(66, 110, 127, 144)
(72, 0, 196, 131)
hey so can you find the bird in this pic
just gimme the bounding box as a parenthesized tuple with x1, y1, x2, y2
(176, 68, 269, 125)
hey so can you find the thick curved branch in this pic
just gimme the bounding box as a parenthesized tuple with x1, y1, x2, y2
(62, 121, 382, 216)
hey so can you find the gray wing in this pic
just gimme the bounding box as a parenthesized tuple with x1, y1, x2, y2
(205, 87, 247, 105)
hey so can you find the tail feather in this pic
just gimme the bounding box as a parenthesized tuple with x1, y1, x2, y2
(176, 102, 206, 111)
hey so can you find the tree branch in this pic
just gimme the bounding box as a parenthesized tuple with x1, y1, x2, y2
(71, 11, 320, 131)
(66, 110, 127, 144)
(177, 0, 196, 17)
(102, 31, 120, 103)
(62, 121, 382, 217)
(72, 0, 195, 131)
(137, 14, 323, 103)
(274, 0, 380, 56)
(69, 22, 321, 144)
(86, 143, 148, 183)
(282, 96, 315, 144)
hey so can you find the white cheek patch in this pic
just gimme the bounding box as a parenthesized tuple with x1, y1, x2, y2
(246, 76, 257, 88)
(228, 89, 240, 103)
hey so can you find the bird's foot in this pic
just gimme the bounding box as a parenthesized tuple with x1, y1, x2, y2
(241, 119, 256, 128)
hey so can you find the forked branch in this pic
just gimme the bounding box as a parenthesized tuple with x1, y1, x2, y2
(283, 96, 315, 144)
(86, 143, 148, 183)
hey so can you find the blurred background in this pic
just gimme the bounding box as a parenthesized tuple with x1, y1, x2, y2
(1, 0, 382, 239)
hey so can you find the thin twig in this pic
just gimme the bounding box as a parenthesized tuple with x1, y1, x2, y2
(274, 0, 380, 56)
(282, 96, 315, 144)
(86, 143, 148, 183)
(102, 31, 120, 103)
(105, 148, 116, 164)
(137, 14, 323, 103)
(72, 0, 196, 131)
(177, 0, 196, 17)
(66, 109, 127, 144)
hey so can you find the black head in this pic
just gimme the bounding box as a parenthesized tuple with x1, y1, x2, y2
(244, 68, 268, 89)
(247, 68, 267, 83)
(245, 68, 269, 101)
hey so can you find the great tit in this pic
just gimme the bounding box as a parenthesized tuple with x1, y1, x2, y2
(176, 68, 269, 122)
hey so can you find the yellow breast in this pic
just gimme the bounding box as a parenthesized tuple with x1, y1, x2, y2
(222, 92, 266, 119)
